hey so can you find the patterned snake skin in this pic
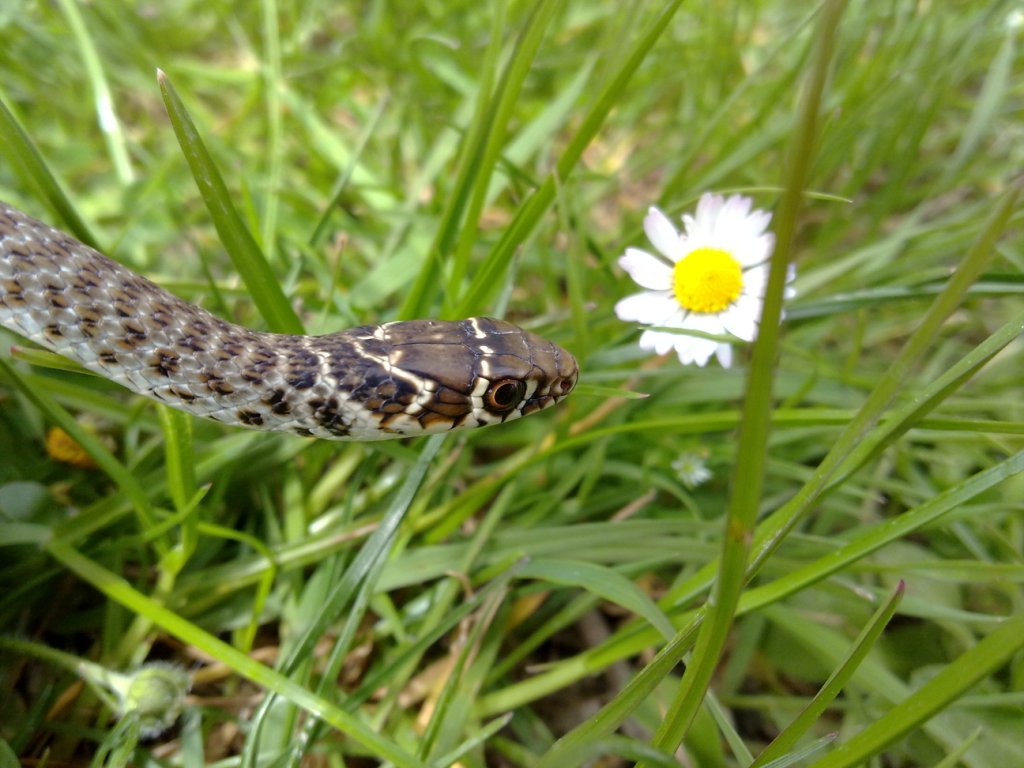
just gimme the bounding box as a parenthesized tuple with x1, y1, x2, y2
(0, 202, 577, 440)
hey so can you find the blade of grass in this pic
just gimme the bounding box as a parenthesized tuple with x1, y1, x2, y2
(0, 356, 156, 537)
(429, 713, 514, 768)
(751, 581, 905, 767)
(0, 737, 19, 768)
(54, 0, 135, 185)
(453, 0, 686, 318)
(758, 734, 838, 768)
(932, 730, 984, 768)
(398, 0, 508, 320)
(156, 405, 198, 577)
(309, 95, 390, 247)
(646, 2, 848, 755)
(0, 93, 100, 247)
(259, 0, 283, 252)
(807, 613, 1024, 768)
(157, 69, 303, 335)
(942, 16, 1016, 183)
(443, 0, 561, 309)
(44, 539, 427, 768)
(157, 406, 196, 521)
(518, 558, 675, 642)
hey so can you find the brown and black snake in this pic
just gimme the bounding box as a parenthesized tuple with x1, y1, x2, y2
(0, 202, 577, 440)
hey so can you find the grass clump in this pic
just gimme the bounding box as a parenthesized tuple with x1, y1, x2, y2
(1, 2, 1022, 766)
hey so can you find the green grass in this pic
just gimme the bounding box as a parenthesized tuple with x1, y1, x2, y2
(1, 2, 1023, 766)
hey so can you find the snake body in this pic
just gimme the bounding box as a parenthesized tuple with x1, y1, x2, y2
(0, 202, 577, 440)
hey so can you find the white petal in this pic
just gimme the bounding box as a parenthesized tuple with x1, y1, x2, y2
(720, 302, 759, 341)
(745, 208, 772, 237)
(715, 343, 733, 368)
(734, 294, 765, 326)
(785, 264, 798, 298)
(645, 317, 722, 367)
(618, 247, 673, 290)
(639, 329, 677, 356)
(682, 197, 716, 242)
(643, 207, 686, 261)
(680, 212, 698, 239)
(719, 196, 770, 243)
(695, 193, 725, 226)
(614, 291, 679, 325)
(676, 344, 695, 365)
(685, 336, 719, 366)
(733, 233, 774, 267)
(679, 193, 775, 266)
(684, 311, 726, 337)
(740, 265, 769, 297)
(720, 194, 753, 226)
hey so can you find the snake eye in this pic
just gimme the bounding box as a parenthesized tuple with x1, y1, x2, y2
(485, 379, 526, 413)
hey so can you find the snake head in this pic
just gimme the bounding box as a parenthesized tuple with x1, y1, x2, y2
(343, 316, 578, 438)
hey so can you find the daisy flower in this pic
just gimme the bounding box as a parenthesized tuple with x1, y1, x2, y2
(615, 193, 780, 367)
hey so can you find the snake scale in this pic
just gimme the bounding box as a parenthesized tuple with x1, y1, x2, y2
(0, 202, 577, 440)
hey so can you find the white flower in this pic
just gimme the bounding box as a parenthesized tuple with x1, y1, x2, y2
(672, 451, 712, 489)
(615, 193, 782, 367)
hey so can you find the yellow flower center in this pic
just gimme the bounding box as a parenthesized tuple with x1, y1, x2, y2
(672, 247, 743, 313)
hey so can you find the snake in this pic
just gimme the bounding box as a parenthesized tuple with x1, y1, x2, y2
(0, 201, 577, 441)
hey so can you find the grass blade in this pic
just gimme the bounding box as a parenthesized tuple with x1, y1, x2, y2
(157, 69, 303, 335)
(54, 0, 134, 185)
(752, 581, 905, 767)
(453, 0, 686, 318)
(43, 539, 427, 768)
(807, 613, 1024, 768)
(0, 356, 155, 534)
(444, 0, 561, 307)
(647, 2, 848, 754)
(398, 0, 508, 320)
(0, 94, 99, 247)
(518, 558, 675, 641)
